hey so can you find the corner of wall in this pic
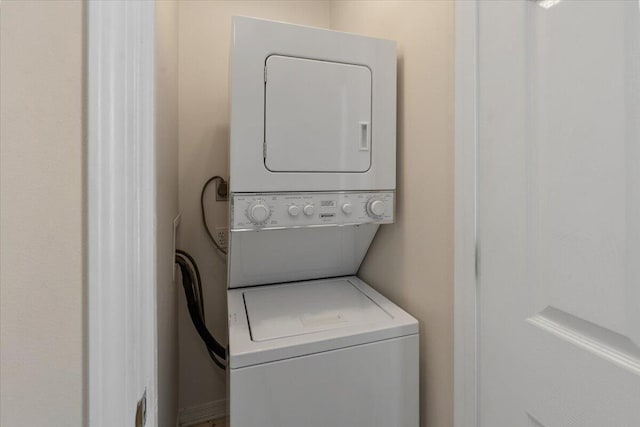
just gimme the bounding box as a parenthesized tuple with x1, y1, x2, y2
(156, 1, 180, 426)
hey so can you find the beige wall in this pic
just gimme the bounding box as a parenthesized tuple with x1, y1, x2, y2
(331, 2, 455, 426)
(156, 1, 181, 425)
(177, 3, 454, 425)
(0, 2, 454, 423)
(177, 0, 332, 409)
(0, 1, 85, 426)
(0, 2, 183, 425)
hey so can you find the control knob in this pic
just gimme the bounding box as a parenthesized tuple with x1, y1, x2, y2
(341, 203, 353, 215)
(366, 198, 386, 218)
(246, 200, 271, 224)
(288, 205, 300, 217)
(303, 204, 315, 216)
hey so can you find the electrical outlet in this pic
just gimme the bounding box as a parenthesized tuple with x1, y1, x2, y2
(215, 227, 228, 248)
(215, 178, 229, 201)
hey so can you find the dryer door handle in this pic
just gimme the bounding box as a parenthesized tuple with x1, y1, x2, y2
(359, 121, 370, 151)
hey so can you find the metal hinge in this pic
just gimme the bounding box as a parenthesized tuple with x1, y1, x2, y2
(263, 141, 267, 159)
(135, 389, 147, 427)
(264, 65, 267, 83)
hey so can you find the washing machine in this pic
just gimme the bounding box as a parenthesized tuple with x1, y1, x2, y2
(226, 17, 419, 427)
(227, 276, 418, 427)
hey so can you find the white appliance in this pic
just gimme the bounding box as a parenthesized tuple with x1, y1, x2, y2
(226, 17, 418, 427)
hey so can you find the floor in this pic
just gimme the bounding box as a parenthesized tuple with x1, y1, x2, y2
(191, 419, 226, 427)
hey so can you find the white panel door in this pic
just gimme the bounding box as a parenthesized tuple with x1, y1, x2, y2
(265, 55, 372, 173)
(477, 1, 640, 426)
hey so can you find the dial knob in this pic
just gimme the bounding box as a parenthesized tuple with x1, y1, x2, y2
(246, 200, 270, 224)
(341, 203, 353, 215)
(288, 205, 300, 217)
(303, 204, 315, 216)
(366, 198, 386, 218)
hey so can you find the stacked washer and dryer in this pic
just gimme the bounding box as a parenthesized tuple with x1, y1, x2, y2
(225, 17, 419, 427)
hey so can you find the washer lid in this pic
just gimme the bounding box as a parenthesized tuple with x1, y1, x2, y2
(227, 276, 419, 369)
(244, 279, 391, 341)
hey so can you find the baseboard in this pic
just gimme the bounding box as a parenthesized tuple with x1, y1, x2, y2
(178, 399, 227, 427)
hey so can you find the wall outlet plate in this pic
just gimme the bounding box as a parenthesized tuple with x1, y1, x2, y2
(215, 227, 228, 248)
(215, 179, 229, 201)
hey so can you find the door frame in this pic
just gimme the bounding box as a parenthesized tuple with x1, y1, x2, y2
(454, 1, 478, 426)
(87, 1, 158, 426)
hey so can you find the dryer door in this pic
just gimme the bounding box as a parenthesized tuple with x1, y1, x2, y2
(264, 55, 372, 173)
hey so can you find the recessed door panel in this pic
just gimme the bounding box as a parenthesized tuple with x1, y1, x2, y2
(477, 1, 640, 425)
(264, 55, 372, 173)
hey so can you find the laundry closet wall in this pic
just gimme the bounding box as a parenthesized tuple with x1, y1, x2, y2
(156, 1, 180, 425)
(177, 1, 332, 411)
(177, 3, 454, 425)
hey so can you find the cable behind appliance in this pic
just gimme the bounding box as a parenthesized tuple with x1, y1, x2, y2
(176, 249, 227, 369)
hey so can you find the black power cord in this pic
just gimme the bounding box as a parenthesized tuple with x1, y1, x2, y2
(176, 250, 227, 370)
(201, 176, 228, 255)
(176, 249, 205, 315)
(176, 250, 224, 367)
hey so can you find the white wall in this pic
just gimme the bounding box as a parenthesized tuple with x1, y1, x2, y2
(0, 1, 85, 425)
(156, 1, 180, 425)
(330, 3, 455, 426)
(177, 1, 332, 409)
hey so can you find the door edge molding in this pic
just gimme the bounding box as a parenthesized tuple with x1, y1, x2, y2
(454, 1, 479, 426)
(86, 2, 158, 426)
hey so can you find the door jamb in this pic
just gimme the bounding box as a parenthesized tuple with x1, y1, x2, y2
(87, 2, 157, 425)
(454, 1, 478, 426)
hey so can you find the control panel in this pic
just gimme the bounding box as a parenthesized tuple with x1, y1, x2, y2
(231, 191, 394, 230)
